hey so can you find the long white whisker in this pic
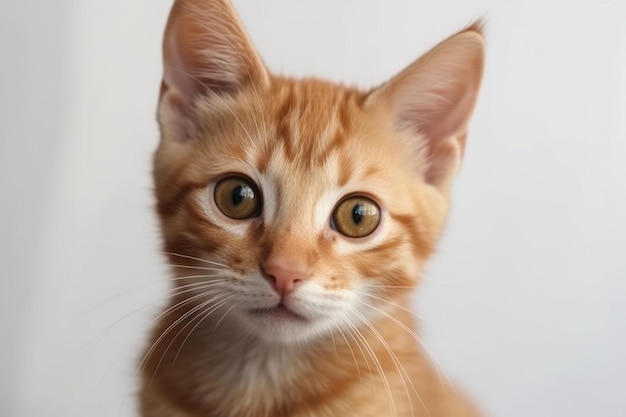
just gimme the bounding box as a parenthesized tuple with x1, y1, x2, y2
(161, 251, 228, 267)
(86, 281, 234, 353)
(352, 308, 419, 417)
(365, 285, 416, 289)
(173, 295, 237, 361)
(328, 324, 338, 355)
(169, 264, 226, 272)
(211, 301, 238, 334)
(149, 297, 224, 383)
(344, 313, 397, 417)
(357, 291, 424, 320)
(168, 279, 231, 294)
(341, 317, 377, 388)
(85, 275, 229, 315)
(151, 285, 229, 326)
(139, 297, 210, 378)
(358, 299, 455, 393)
(169, 274, 229, 283)
(354, 302, 431, 417)
(335, 321, 361, 379)
(137, 290, 229, 375)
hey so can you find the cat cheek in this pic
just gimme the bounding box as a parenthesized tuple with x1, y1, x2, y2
(226, 255, 245, 272)
(321, 275, 346, 291)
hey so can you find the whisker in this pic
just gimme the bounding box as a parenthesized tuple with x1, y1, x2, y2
(173, 294, 236, 361)
(340, 317, 377, 387)
(168, 264, 227, 272)
(351, 308, 426, 417)
(352, 309, 415, 417)
(357, 299, 455, 393)
(85, 278, 233, 359)
(84, 275, 228, 314)
(328, 324, 338, 355)
(161, 251, 229, 268)
(365, 285, 416, 289)
(85, 280, 234, 354)
(168, 278, 231, 293)
(151, 285, 230, 326)
(335, 321, 361, 380)
(170, 274, 226, 282)
(137, 290, 230, 375)
(211, 301, 238, 334)
(344, 314, 397, 417)
(357, 292, 424, 320)
(149, 298, 219, 382)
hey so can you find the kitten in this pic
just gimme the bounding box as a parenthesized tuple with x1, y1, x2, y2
(140, 0, 484, 416)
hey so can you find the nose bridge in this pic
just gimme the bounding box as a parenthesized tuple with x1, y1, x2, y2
(260, 171, 322, 295)
(264, 166, 322, 260)
(262, 221, 314, 296)
(270, 173, 315, 243)
(266, 223, 311, 264)
(264, 206, 315, 273)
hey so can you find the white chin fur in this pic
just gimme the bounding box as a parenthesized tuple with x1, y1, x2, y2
(232, 308, 338, 345)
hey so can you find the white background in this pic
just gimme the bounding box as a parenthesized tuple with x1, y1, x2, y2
(2, 0, 625, 416)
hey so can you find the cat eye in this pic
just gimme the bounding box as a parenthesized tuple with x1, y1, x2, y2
(214, 176, 262, 219)
(332, 196, 381, 238)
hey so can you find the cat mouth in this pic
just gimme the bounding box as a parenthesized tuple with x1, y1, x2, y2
(248, 304, 308, 322)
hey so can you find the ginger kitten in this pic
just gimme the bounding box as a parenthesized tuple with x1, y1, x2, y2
(140, 0, 485, 416)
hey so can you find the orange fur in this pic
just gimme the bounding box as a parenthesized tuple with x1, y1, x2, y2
(141, 1, 484, 416)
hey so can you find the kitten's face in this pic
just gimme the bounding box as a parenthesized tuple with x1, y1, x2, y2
(155, 80, 447, 343)
(154, 0, 483, 345)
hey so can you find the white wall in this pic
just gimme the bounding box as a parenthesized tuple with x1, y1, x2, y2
(0, 0, 70, 415)
(2, 1, 625, 416)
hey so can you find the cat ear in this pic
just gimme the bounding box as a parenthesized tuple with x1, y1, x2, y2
(159, 0, 269, 142)
(369, 23, 485, 189)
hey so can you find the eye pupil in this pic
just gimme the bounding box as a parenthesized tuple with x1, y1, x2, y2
(352, 204, 364, 224)
(231, 185, 252, 206)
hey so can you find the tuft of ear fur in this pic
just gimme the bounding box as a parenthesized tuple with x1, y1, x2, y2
(369, 22, 485, 189)
(158, 0, 269, 142)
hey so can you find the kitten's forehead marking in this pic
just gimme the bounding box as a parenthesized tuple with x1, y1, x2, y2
(267, 81, 360, 166)
(258, 147, 313, 215)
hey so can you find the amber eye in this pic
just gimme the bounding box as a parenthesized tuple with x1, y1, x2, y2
(332, 196, 381, 238)
(214, 176, 262, 219)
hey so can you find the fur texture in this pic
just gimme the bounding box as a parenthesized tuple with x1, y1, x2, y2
(140, 1, 485, 416)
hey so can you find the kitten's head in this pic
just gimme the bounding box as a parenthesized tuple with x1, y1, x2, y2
(154, 0, 484, 344)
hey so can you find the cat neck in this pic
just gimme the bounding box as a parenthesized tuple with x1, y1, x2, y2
(143, 302, 424, 416)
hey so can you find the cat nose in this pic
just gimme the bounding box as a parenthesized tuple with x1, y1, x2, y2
(262, 258, 308, 296)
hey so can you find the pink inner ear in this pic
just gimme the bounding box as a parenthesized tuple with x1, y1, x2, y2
(401, 84, 479, 145)
(378, 29, 484, 188)
(163, 19, 249, 101)
(422, 133, 467, 185)
(157, 0, 269, 142)
(159, 87, 194, 143)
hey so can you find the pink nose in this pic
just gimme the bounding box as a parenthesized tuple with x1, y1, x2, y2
(262, 259, 308, 296)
